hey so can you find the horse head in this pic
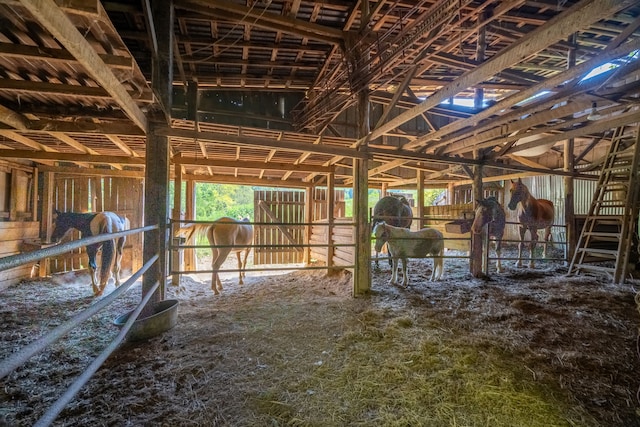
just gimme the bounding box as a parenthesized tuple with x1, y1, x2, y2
(471, 199, 492, 233)
(372, 221, 389, 253)
(508, 178, 528, 211)
(51, 210, 74, 242)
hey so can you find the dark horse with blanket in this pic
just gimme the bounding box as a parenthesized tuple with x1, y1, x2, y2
(51, 211, 130, 297)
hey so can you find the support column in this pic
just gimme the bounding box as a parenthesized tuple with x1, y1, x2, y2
(564, 34, 577, 263)
(304, 186, 313, 265)
(142, 0, 173, 309)
(417, 170, 425, 229)
(184, 179, 196, 270)
(326, 172, 336, 273)
(470, 156, 484, 277)
(143, 116, 170, 306)
(171, 154, 183, 286)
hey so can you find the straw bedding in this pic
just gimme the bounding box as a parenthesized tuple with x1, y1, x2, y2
(1, 249, 639, 426)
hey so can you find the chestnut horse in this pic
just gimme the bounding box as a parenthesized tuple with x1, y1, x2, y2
(178, 217, 253, 295)
(51, 211, 130, 297)
(471, 197, 506, 273)
(507, 178, 554, 268)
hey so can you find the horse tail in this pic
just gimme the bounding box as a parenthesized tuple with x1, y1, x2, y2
(177, 223, 210, 245)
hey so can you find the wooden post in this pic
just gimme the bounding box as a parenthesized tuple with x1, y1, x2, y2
(417, 169, 425, 229)
(470, 156, 484, 277)
(41, 171, 54, 241)
(143, 0, 173, 307)
(31, 167, 38, 222)
(143, 116, 170, 306)
(352, 0, 371, 295)
(447, 182, 455, 205)
(304, 186, 313, 264)
(326, 172, 336, 273)
(564, 34, 577, 264)
(171, 153, 183, 286)
(184, 179, 196, 270)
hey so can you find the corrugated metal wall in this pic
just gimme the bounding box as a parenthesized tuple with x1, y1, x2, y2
(503, 175, 597, 249)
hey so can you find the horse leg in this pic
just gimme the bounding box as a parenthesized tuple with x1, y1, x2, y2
(209, 247, 221, 294)
(542, 226, 552, 259)
(211, 247, 232, 294)
(517, 227, 526, 267)
(495, 237, 503, 273)
(400, 257, 409, 286)
(529, 228, 539, 268)
(235, 251, 243, 285)
(114, 237, 125, 287)
(389, 256, 398, 285)
(86, 244, 100, 296)
(435, 249, 444, 280)
(240, 248, 250, 282)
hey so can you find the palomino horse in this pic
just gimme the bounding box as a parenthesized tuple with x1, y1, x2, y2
(371, 195, 413, 267)
(51, 211, 130, 297)
(179, 217, 253, 295)
(507, 178, 555, 268)
(471, 196, 506, 273)
(373, 221, 444, 285)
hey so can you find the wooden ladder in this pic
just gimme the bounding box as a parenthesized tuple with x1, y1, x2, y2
(568, 125, 640, 283)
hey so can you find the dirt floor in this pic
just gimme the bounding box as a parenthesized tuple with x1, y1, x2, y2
(1, 247, 640, 426)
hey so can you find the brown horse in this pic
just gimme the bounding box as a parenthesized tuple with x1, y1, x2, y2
(507, 178, 554, 268)
(178, 217, 253, 295)
(471, 197, 506, 273)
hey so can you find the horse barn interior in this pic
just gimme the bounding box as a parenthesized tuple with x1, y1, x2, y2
(2, 0, 640, 425)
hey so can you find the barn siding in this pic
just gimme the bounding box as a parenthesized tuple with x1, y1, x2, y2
(49, 176, 143, 276)
(0, 222, 39, 290)
(254, 190, 306, 265)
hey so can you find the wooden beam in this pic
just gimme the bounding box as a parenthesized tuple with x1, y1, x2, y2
(179, 0, 344, 46)
(0, 148, 145, 164)
(0, 42, 133, 69)
(174, 157, 333, 173)
(364, 0, 635, 144)
(38, 165, 145, 177)
(0, 79, 153, 101)
(182, 173, 313, 188)
(0, 104, 30, 130)
(19, 0, 148, 131)
(160, 127, 367, 159)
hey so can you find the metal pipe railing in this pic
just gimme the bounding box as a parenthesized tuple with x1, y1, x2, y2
(0, 224, 163, 427)
(33, 280, 161, 427)
(0, 225, 157, 272)
(0, 253, 158, 379)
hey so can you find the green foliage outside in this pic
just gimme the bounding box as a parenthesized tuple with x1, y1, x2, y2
(195, 183, 254, 220)
(343, 188, 446, 216)
(169, 183, 446, 221)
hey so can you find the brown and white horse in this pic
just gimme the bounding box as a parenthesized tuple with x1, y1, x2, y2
(51, 211, 130, 297)
(507, 178, 554, 268)
(471, 197, 506, 273)
(178, 217, 253, 295)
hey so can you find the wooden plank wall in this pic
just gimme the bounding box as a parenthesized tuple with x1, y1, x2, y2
(49, 176, 143, 275)
(0, 222, 39, 291)
(309, 218, 354, 266)
(0, 160, 39, 289)
(313, 188, 346, 220)
(254, 190, 305, 265)
(423, 203, 474, 251)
